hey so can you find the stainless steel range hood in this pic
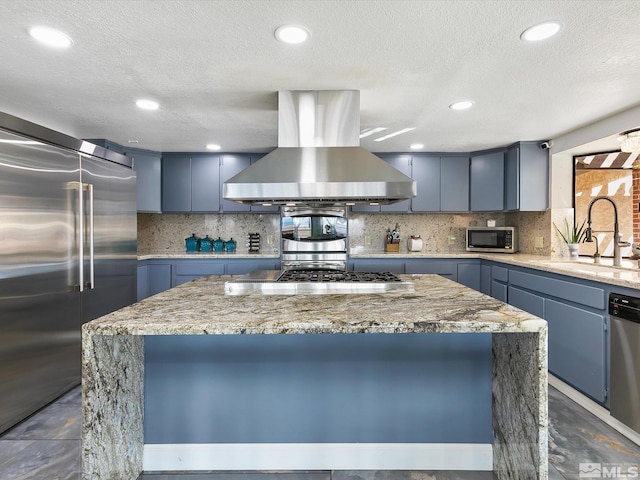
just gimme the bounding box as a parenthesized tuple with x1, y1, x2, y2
(223, 90, 416, 207)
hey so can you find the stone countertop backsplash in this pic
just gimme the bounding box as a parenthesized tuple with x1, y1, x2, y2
(137, 213, 282, 255)
(137, 210, 552, 256)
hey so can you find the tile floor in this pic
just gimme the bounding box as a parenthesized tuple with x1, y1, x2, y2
(1, 384, 639, 479)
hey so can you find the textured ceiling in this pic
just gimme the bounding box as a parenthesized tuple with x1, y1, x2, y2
(1, 0, 640, 154)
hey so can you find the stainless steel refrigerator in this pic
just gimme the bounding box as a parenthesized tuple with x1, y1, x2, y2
(0, 112, 137, 434)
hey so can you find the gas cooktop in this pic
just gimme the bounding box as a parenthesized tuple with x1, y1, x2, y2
(224, 270, 414, 295)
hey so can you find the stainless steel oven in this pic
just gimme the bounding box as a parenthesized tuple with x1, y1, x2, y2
(281, 207, 348, 270)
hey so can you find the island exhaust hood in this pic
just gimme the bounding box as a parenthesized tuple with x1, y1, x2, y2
(223, 90, 416, 207)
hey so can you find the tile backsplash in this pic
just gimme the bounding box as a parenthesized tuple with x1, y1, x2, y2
(138, 210, 551, 256)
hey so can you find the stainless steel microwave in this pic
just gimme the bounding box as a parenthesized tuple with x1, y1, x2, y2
(466, 227, 518, 253)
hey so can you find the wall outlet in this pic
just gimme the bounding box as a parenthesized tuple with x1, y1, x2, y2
(535, 236, 544, 248)
(364, 235, 371, 246)
(448, 235, 456, 245)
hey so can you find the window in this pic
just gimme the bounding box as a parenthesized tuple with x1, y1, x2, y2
(574, 151, 639, 258)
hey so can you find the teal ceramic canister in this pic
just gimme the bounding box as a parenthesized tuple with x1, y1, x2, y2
(185, 234, 199, 253)
(213, 237, 224, 252)
(199, 235, 213, 252)
(224, 238, 236, 253)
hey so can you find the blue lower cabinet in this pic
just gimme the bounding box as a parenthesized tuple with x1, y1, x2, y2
(491, 281, 508, 302)
(137, 263, 172, 301)
(508, 286, 544, 318)
(545, 299, 607, 403)
(487, 262, 609, 405)
(480, 265, 491, 295)
(456, 263, 481, 291)
(405, 260, 456, 279)
(350, 259, 405, 273)
(226, 259, 280, 275)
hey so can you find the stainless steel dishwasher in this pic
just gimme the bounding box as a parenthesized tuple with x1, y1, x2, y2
(609, 293, 640, 433)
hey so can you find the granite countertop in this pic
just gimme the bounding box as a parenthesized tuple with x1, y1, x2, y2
(83, 274, 545, 336)
(137, 250, 640, 289)
(350, 250, 640, 289)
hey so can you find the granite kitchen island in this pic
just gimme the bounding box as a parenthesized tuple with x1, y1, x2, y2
(81, 274, 548, 480)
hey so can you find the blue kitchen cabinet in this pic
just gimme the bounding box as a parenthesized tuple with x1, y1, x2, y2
(138, 262, 172, 301)
(350, 259, 405, 273)
(128, 148, 162, 213)
(410, 155, 440, 211)
(546, 299, 607, 403)
(220, 154, 251, 212)
(174, 260, 226, 286)
(226, 259, 281, 274)
(162, 154, 221, 212)
(488, 264, 508, 301)
(505, 142, 548, 211)
(404, 259, 457, 280)
(137, 264, 148, 301)
(440, 155, 469, 212)
(456, 263, 481, 290)
(470, 150, 505, 211)
(192, 155, 221, 212)
(480, 264, 491, 295)
(351, 154, 412, 213)
(508, 286, 545, 318)
(411, 155, 469, 212)
(486, 261, 609, 404)
(162, 155, 192, 212)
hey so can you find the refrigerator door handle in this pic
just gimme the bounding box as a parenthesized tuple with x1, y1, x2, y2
(86, 182, 95, 290)
(66, 181, 83, 292)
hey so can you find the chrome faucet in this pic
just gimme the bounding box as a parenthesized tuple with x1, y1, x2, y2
(584, 196, 630, 266)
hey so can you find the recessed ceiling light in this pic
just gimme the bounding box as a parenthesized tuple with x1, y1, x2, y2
(135, 99, 159, 111)
(206, 144, 221, 151)
(29, 26, 73, 48)
(520, 21, 562, 42)
(373, 128, 416, 142)
(410, 143, 424, 150)
(449, 100, 474, 111)
(274, 25, 310, 44)
(127, 140, 139, 144)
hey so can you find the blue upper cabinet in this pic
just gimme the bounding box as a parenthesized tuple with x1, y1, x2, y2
(410, 155, 440, 212)
(412, 155, 469, 212)
(127, 148, 162, 213)
(191, 154, 221, 212)
(470, 150, 505, 211)
(220, 154, 251, 212)
(505, 142, 548, 211)
(440, 155, 469, 212)
(162, 155, 192, 212)
(162, 154, 221, 213)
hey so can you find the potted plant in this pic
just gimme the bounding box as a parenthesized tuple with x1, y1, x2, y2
(553, 218, 587, 259)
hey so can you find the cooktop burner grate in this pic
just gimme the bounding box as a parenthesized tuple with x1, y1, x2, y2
(277, 270, 402, 283)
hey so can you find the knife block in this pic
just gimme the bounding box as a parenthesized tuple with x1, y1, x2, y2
(385, 243, 399, 253)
